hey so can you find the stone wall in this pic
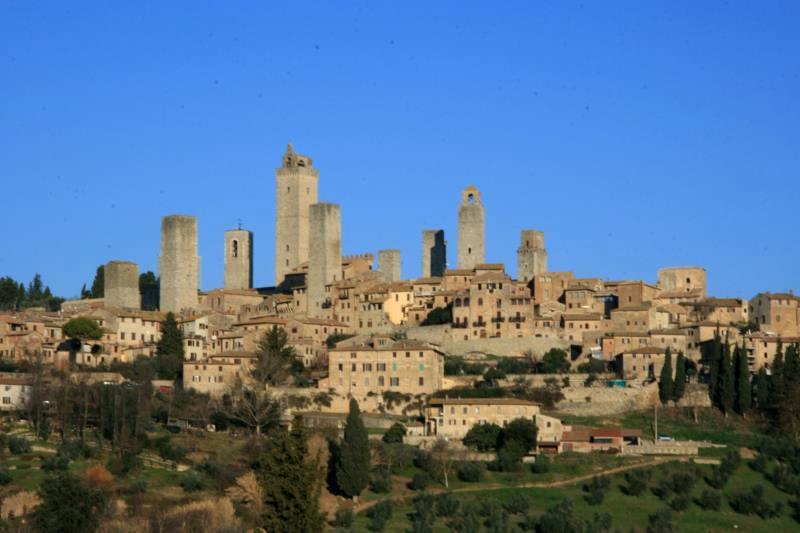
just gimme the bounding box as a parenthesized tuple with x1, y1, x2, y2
(308, 203, 341, 317)
(403, 324, 570, 357)
(104, 260, 140, 309)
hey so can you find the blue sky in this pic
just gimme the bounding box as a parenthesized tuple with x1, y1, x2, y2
(1, 1, 798, 299)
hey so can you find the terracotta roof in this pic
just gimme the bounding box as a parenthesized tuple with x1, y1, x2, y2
(475, 264, 504, 271)
(693, 298, 743, 307)
(414, 277, 443, 285)
(0, 376, 33, 386)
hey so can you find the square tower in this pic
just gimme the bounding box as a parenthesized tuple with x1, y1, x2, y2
(517, 229, 547, 282)
(159, 214, 200, 313)
(275, 144, 319, 285)
(224, 229, 253, 290)
(307, 203, 342, 317)
(422, 230, 446, 277)
(104, 260, 140, 309)
(457, 186, 485, 270)
(377, 249, 401, 282)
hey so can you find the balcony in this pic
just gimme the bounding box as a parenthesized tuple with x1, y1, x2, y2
(509, 316, 526, 323)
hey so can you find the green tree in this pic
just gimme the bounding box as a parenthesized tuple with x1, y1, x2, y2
(336, 399, 370, 500)
(735, 344, 752, 415)
(754, 367, 770, 410)
(463, 423, 502, 451)
(708, 330, 722, 405)
(155, 312, 184, 380)
(63, 317, 103, 341)
(90, 265, 105, 298)
(382, 422, 406, 444)
(258, 425, 323, 533)
(499, 417, 538, 453)
(255, 326, 296, 385)
(138, 271, 159, 310)
(673, 352, 686, 401)
(541, 348, 570, 374)
(659, 347, 674, 404)
(31, 472, 106, 533)
(719, 341, 735, 415)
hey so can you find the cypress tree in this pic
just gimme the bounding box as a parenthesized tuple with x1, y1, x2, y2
(659, 347, 674, 404)
(708, 331, 722, 405)
(734, 344, 751, 415)
(258, 424, 324, 533)
(673, 352, 687, 401)
(769, 343, 785, 417)
(719, 341, 735, 415)
(336, 399, 370, 500)
(784, 344, 800, 385)
(90, 265, 105, 298)
(754, 368, 769, 411)
(155, 312, 184, 381)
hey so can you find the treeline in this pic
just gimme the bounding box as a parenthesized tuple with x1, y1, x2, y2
(0, 274, 64, 311)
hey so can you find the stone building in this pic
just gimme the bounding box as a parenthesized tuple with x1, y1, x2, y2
(104, 260, 140, 309)
(615, 346, 669, 381)
(424, 397, 547, 440)
(307, 203, 342, 317)
(326, 336, 444, 399)
(532, 272, 575, 305)
(275, 144, 319, 285)
(746, 333, 800, 371)
(421, 229, 447, 278)
(686, 298, 747, 326)
(159, 214, 200, 313)
(377, 249, 401, 282)
(657, 266, 707, 300)
(224, 228, 253, 290)
(749, 292, 800, 336)
(517, 230, 547, 282)
(0, 375, 32, 411)
(457, 186, 485, 270)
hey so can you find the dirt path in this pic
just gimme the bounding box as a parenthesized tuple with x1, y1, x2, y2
(352, 456, 684, 513)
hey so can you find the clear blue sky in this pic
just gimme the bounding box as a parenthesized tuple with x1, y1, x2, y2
(2, 1, 798, 299)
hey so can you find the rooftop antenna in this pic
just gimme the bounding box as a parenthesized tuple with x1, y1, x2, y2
(237, 218, 242, 230)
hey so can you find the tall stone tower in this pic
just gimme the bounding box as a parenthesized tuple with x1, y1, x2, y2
(307, 203, 342, 317)
(421, 230, 447, 277)
(104, 260, 140, 309)
(159, 215, 200, 313)
(275, 144, 319, 285)
(224, 229, 253, 290)
(457, 186, 485, 270)
(517, 229, 547, 282)
(377, 249, 401, 282)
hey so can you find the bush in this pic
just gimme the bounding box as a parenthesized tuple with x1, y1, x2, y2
(670, 494, 691, 511)
(382, 423, 406, 444)
(0, 470, 11, 485)
(370, 466, 392, 493)
(457, 461, 485, 482)
(750, 453, 768, 473)
(531, 454, 550, 474)
(409, 472, 430, 491)
(210, 411, 229, 431)
(180, 472, 206, 492)
(697, 490, 721, 511)
(729, 484, 783, 518)
(670, 473, 695, 495)
(502, 492, 529, 514)
(85, 465, 114, 489)
(623, 469, 651, 496)
(58, 438, 93, 460)
(333, 508, 354, 529)
(106, 451, 142, 477)
(654, 477, 674, 500)
(494, 440, 526, 472)
(366, 500, 392, 532)
(434, 492, 459, 517)
(584, 476, 610, 505)
(410, 494, 436, 532)
(151, 435, 187, 462)
(646, 509, 674, 533)
(41, 454, 70, 472)
(8, 436, 31, 455)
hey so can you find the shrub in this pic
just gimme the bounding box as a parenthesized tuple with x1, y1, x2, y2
(333, 508, 354, 529)
(530, 454, 550, 474)
(0, 470, 11, 485)
(670, 473, 695, 495)
(493, 440, 527, 472)
(463, 423, 502, 451)
(409, 472, 430, 491)
(502, 492, 529, 514)
(584, 476, 609, 506)
(457, 461, 485, 482)
(85, 465, 114, 489)
(366, 500, 392, 532)
(106, 451, 142, 477)
(58, 439, 93, 460)
(8, 436, 31, 455)
(210, 411, 229, 431)
(750, 453, 768, 473)
(180, 472, 206, 492)
(410, 494, 436, 532)
(41, 454, 70, 472)
(382, 423, 406, 444)
(623, 469, 651, 496)
(646, 509, 674, 533)
(434, 492, 459, 517)
(729, 485, 783, 518)
(670, 494, 691, 511)
(370, 466, 392, 493)
(697, 490, 721, 511)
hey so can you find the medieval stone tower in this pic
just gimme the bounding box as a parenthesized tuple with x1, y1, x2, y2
(422, 230, 447, 277)
(104, 260, 140, 309)
(377, 249, 401, 282)
(224, 229, 253, 290)
(275, 144, 319, 285)
(307, 203, 342, 317)
(159, 215, 200, 313)
(457, 186, 485, 270)
(517, 229, 547, 282)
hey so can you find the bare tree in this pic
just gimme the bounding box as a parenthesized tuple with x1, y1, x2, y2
(223, 381, 282, 436)
(429, 439, 462, 489)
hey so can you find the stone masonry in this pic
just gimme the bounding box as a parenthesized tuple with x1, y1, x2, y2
(159, 214, 200, 313)
(274, 144, 319, 285)
(224, 229, 253, 290)
(104, 260, 140, 309)
(307, 203, 342, 317)
(457, 186, 485, 269)
(377, 249, 401, 282)
(517, 229, 547, 282)
(422, 229, 446, 278)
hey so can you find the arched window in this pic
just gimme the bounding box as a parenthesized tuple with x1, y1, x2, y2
(232, 240, 239, 258)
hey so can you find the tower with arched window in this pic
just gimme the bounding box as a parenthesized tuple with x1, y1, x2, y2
(457, 186, 485, 270)
(224, 228, 253, 290)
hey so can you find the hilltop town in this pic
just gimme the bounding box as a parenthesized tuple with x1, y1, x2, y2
(1, 145, 799, 531)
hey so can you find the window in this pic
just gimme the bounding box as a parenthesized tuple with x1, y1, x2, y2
(378, 376, 384, 386)
(338, 363, 343, 371)
(377, 363, 386, 371)
(418, 377, 424, 386)
(232, 240, 239, 258)
(390, 377, 399, 387)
